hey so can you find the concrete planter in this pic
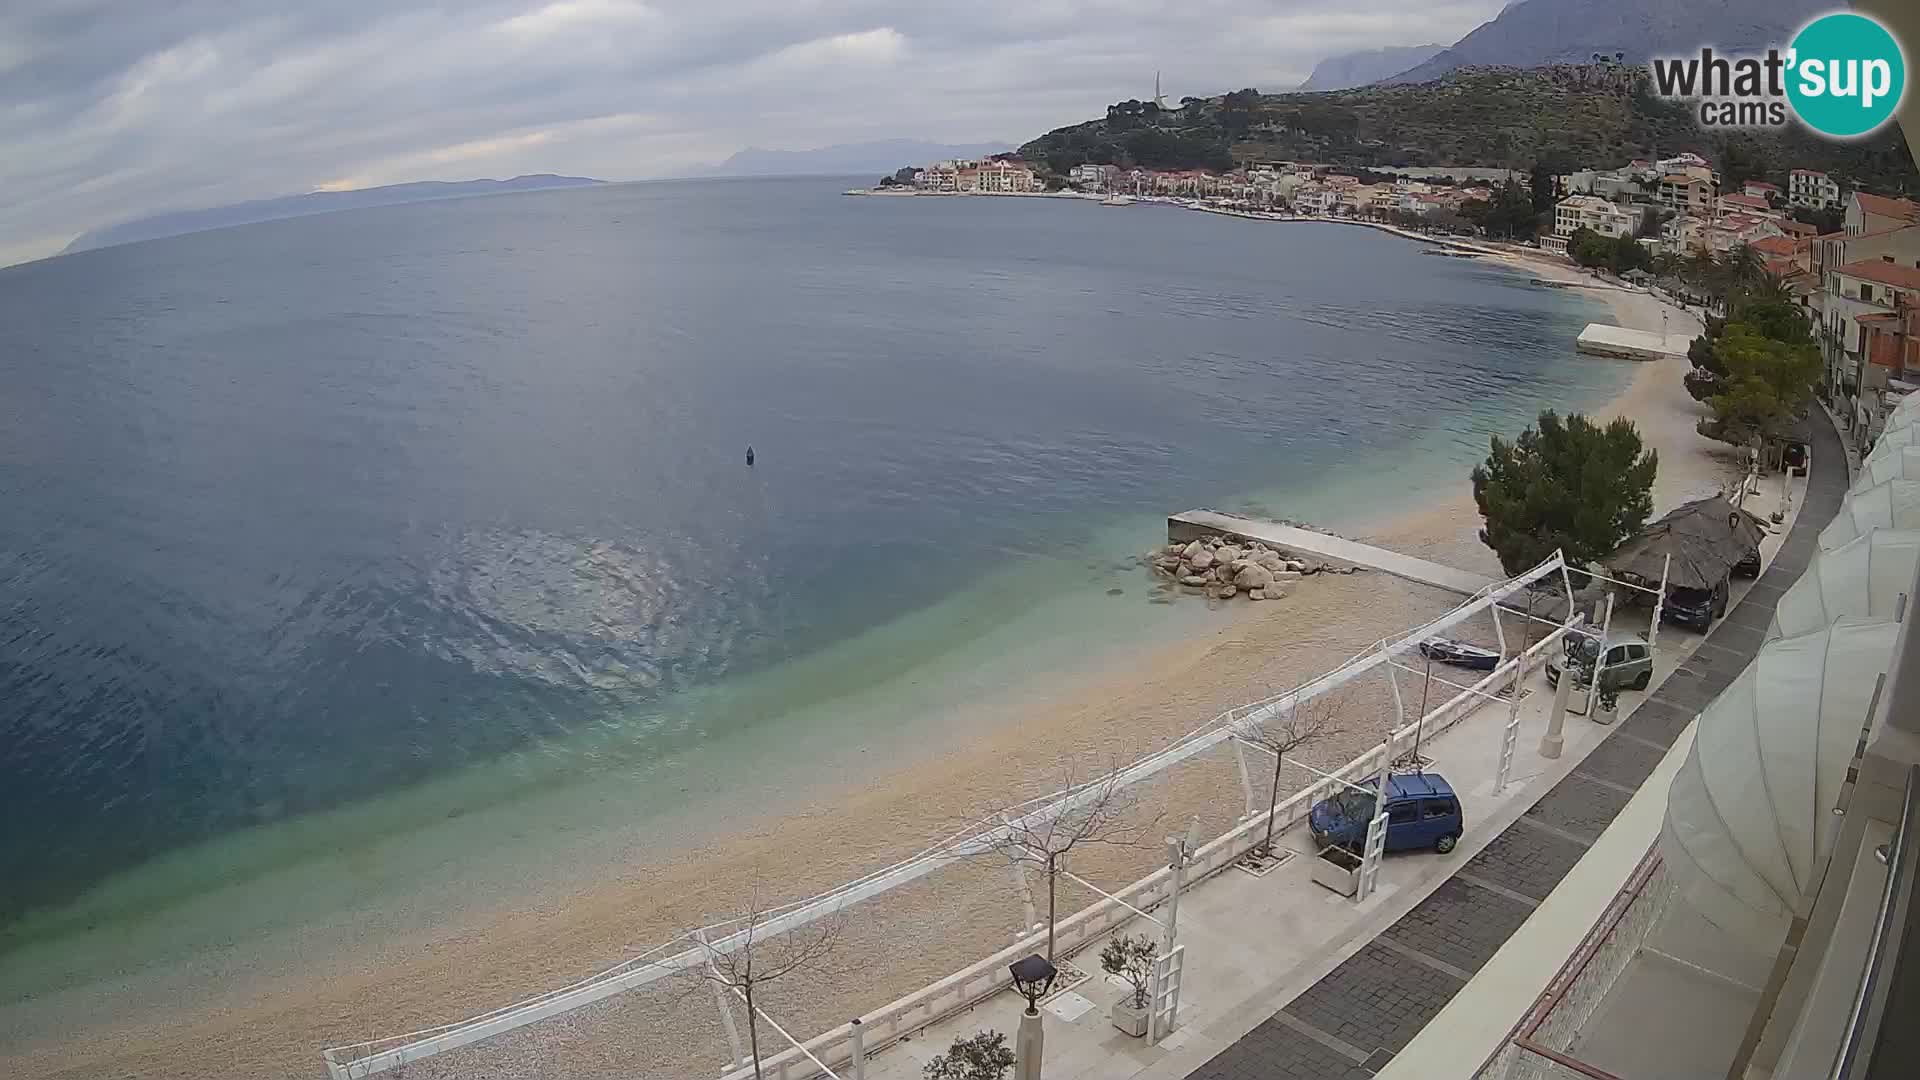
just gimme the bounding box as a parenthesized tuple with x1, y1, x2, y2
(1594, 696, 1619, 725)
(1310, 847, 1361, 897)
(1110, 997, 1151, 1037)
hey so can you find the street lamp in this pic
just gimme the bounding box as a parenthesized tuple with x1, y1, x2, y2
(1008, 954, 1057, 1080)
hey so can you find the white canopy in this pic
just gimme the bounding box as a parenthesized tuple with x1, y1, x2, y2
(1769, 530, 1920, 639)
(1660, 618, 1900, 949)
(1818, 478, 1920, 549)
(1888, 392, 1920, 426)
(1855, 445, 1920, 492)
(1864, 423, 1920, 462)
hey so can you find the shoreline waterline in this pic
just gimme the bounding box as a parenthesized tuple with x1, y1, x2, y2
(0, 207, 1675, 1080)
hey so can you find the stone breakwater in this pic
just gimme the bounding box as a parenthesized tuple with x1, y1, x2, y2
(1145, 533, 1357, 602)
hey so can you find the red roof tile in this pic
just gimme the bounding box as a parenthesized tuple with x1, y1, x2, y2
(1835, 259, 1920, 290)
(1855, 192, 1920, 222)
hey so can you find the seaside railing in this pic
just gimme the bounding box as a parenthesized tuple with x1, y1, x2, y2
(322, 551, 1575, 1080)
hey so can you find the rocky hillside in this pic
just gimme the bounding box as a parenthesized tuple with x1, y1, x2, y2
(1298, 45, 1446, 92)
(1384, 0, 1827, 84)
(1019, 67, 1918, 194)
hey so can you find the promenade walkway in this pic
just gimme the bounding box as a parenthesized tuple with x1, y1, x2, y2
(1168, 511, 1496, 596)
(1174, 408, 1850, 1079)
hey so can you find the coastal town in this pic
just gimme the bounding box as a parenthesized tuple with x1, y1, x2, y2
(855, 148, 1918, 466)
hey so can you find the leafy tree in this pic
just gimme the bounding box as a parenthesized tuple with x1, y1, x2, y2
(1792, 204, 1845, 235)
(1685, 315, 1730, 402)
(926, 1031, 1017, 1080)
(1471, 411, 1659, 576)
(1462, 180, 1539, 239)
(1700, 325, 1822, 446)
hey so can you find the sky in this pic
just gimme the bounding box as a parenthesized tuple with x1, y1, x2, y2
(0, 0, 1506, 266)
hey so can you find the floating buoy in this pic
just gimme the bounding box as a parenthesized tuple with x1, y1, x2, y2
(746, 446, 755, 467)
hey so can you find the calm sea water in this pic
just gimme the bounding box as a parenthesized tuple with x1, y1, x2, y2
(0, 178, 1617, 945)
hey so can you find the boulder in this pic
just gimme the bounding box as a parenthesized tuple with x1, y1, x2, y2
(1215, 546, 1243, 565)
(1234, 564, 1275, 591)
(1180, 574, 1209, 586)
(1249, 589, 1267, 601)
(1271, 570, 1302, 581)
(1180, 540, 1207, 561)
(1285, 560, 1310, 573)
(1255, 551, 1284, 570)
(1213, 584, 1238, 599)
(1187, 547, 1215, 571)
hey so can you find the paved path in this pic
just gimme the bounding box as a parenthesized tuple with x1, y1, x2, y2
(1182, 413, 1851, 1079)
(1169, 511, 1496, 596)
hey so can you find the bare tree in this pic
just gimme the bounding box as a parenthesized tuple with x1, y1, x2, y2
(981, 762, 1162, 963)
(1230, 690, 1347, 858)
(682, 892, 844, 1080)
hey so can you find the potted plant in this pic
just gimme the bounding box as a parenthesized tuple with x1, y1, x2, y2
(925, 1030, 1016, 1080)
(1310, 843, 1362, 896)
(1100, 934, 1158, 1037)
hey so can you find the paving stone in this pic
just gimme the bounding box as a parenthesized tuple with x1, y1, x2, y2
(1706, 619, 1767, 653)
(1383, 877, 1535, 974)
(1185, 1013, 1370, 1080)
(1464, 825, 1589, 901)
(1524, 774, 1631, 842)
(1576, 733, 1667, 790)
(1282, 941, 1464, 1060)
(1619, 698, 1697, 748)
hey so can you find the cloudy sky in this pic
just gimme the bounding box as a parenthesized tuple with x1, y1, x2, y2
(0, 0, 1504, 266)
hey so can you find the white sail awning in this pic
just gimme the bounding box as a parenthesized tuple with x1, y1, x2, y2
(1769, 530, 1920, 639)
(1863, 424, 1920, 467)
(1854, 445, 1920, 493)
(1660, 618, 1900, 949)
(1818, 478, 1920, 550)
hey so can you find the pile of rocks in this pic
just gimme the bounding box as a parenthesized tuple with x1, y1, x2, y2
(1148, 535, 1330, 601)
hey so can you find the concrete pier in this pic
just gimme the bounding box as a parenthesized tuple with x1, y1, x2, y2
(1168, 509, 1496, 595)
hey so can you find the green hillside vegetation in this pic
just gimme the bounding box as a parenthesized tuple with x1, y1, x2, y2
(1019, 66, 1918, 194)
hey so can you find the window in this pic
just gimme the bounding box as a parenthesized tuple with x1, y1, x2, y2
(1387, 803, 1417, 825)
(1607, 645, 1629, 665)
(1627, 644, 1648, 661)
(1423, 799, 1456, 819)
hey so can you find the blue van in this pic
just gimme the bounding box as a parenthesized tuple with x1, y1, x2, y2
(1308, 772, 1464, 855)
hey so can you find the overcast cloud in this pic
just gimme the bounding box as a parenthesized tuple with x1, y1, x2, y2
(0, 0, 1502, 266)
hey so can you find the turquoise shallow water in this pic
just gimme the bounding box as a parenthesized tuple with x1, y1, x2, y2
(0, 179, 1620, 974)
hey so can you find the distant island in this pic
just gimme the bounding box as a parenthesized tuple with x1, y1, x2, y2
(62, 174, 604, 255)
(689, 139, 1013, 179)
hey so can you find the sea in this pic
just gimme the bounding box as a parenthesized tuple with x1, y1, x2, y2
(0, 177, 1619, 992)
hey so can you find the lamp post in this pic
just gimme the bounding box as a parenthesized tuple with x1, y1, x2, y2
(1009, 954, 1058, 1080)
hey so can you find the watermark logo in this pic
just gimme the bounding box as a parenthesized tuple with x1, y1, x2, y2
(1648, 11, 1906, 139)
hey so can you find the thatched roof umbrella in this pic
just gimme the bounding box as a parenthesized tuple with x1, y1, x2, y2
(1609, 494, 1767, 590)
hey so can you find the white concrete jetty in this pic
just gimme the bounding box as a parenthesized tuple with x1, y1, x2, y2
(1575, 323, 1690, 362)
(1169, 509, 1496, 595)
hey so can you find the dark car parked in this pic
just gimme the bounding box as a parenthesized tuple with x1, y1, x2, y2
(1663, 577, 1729, 632)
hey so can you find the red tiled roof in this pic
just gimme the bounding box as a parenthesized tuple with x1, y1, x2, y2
(1745, 182, 1781, 192)
(1720, 193, 1771, 210)
(1855, 192, 1920, 222)
(1751, 236, 1799, 257)
(1835, 259, 1920, 290)
(1780, 220, 1818, 237)
(1791, 168, 1827, 177)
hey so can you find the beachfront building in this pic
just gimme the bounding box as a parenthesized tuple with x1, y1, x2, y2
(975, 159, 1041, 193)
(1828, 257, 1920, 444)
(1542, 194, 1642, 254)
(1293, 185, 1337, 215)
(1657, 173, 1716, 217)
(1815, 223, 1920, 418)
(1791, 167, 1842, 209)
(1068, 163, 1119, 191)
(913, 161, 960, 192)
(1561, 167, 1646, 202)
(1742, 179, 1783, 201)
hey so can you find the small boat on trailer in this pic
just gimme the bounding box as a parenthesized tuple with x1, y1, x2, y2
(1418, 638, 1500, 671)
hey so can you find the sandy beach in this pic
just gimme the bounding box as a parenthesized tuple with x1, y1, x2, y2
(0, 233, 1737, 1080)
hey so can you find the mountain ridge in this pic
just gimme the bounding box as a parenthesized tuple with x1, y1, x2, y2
(1382, 0, 1829, 84)
(1298, 45, 1447, 92)
(62, 174, 603, 255)
(690, 139, 1014, 178)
